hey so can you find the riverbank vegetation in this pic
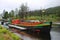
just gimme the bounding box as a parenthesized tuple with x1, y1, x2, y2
(0, 25, 21, 40)
(2, 4, 60, 22)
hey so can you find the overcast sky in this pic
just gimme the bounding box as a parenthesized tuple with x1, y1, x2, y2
(0, 0, 60, 14)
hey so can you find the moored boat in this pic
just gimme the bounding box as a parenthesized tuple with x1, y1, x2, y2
(9, 19, 52, 34)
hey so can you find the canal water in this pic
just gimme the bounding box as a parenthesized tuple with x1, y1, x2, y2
(0, 21, 60, 40)
(13, 27, 60, 40)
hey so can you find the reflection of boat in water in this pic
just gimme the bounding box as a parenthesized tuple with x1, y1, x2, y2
(39, 33, 51, 40)
(9, 19, 52, 34)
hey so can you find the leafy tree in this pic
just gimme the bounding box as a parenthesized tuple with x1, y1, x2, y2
(9, 10, 14, 18)
(19, 3, 29, 19)
(14, 8, 19, 16)
(11, 10, 14, 17)
(3, 11, 9, 19)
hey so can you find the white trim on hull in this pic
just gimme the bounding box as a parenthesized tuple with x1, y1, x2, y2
(9, 24, 26, 30)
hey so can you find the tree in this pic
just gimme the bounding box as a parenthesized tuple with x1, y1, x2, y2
(2, 10, 5, 17)
(3, 11, 9, 19)
(11, 10, 14, 17)
(14, 8, 18, 16)
(9, 10, 14, 18)
(19, 3, 29, 19)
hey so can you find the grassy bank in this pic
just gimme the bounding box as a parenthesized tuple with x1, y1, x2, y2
(0, 25, 21, 40)
(26, 15, 60, 22)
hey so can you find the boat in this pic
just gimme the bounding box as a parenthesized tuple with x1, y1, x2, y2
(9, 19, 52, 34)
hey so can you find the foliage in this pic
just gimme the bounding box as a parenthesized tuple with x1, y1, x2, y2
(27, 6, 60, 22)
(3, 11, 9, 19)
(46, 6, 60, 17)
(18, 3, 29, 19)
(2, 5, 60, 22)
(0, 25, 21, 40)
(9, 10, 14, 18)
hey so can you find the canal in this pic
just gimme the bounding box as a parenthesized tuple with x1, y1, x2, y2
(13, 27, 60, 40)
(0, 21, 60, 40)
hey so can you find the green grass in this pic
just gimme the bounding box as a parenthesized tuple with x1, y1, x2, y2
(26, 15, 60, 22)
(0, 25, 21, 40)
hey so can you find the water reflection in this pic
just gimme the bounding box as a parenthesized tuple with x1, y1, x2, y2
(38, 33, 51, 40)
(27, 32, 51, 40)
